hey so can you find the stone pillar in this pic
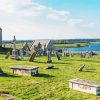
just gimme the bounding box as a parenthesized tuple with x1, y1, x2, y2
(47, 51, 52, 63)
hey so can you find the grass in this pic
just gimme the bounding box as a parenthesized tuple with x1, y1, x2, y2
(53, 43, 88, 48)
(0, 54, 100, 100)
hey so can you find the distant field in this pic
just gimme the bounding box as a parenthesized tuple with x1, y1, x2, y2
(0, 54, 100, 100)
(53, 43, 88, 48)
(2, 42, 32, 49)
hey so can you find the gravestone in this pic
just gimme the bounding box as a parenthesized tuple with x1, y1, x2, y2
(10, 36, 19, 59)
(5, 52, 10, 59)
(78, 65, 85, 72)
(43, 43, 47, 56)
(22, 42, 30, 56)
(29, 45, 39, 62)
(19, 48, 24, 60)
(55, 51, 61, 60)
(85, 52, 91, 58)
(29, 51, 37, 62)
(0, 68, 3, 74)
(45, 65, 54, 69)
(47, 51, 52, 63)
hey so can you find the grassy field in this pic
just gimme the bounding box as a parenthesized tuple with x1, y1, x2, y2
(53, 43, 88, 48)
(0, 54, 100, 100)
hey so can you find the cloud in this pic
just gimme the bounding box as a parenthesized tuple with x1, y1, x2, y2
(0, 0, 98, 40)
(47, 8, 69, 21)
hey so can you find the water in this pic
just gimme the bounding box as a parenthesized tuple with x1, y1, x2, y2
(63, 44, 100, 52)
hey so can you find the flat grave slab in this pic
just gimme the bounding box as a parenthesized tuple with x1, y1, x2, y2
(10, 66, 39, 76)
(69, 78, 100, 95)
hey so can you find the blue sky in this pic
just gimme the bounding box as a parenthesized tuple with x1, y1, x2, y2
(0, 0, 100, 40)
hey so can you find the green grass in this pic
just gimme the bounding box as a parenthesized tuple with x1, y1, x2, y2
(54, 43, 88, 48)
(0, 54, 100, 100)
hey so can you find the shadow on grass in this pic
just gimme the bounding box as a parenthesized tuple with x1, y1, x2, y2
(0, 73, 21, 78)
(34, 73, 55, 78)
(34, 60, 70, 65)
(83, 70, 96, 73)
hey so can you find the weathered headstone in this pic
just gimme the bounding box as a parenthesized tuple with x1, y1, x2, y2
(78, 65, 85, 72)
(5, 52, 10, 59)
(37, 42, 42, 56)
(45, 65, 54, 69)
(0, 68, 3, 74)
(22, 42, 30, 56)
(47, 51, 52, 63)
(85, 52, 91, 58)
(29, 51, 37, 62)
(43, 43, 47, 56)
(55, 51, 61, 60)
(10, 36, 19, 59)
(19, 48, 24, 60)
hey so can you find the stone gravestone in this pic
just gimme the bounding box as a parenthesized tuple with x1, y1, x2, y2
(29, 45, 38, 62)
(85, 52, 91, 58)
(10, 36, 19, 59)
(45, 65, 54, 69)
(19, 48, 24, 60)
(78, 65, 85, 72)
(22, 42, 30, 56)
(55, 51, 61, 60)
(37, 42, 42, 56)
(43, 43, 47, 56)
(0, 68, 3, 74)
(29, 51, 37, 62)
(5, 52, 10, 59)
(80, 52, 85, 58)
(47, 51, 52, 63)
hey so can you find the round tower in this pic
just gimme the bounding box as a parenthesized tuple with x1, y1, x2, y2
(0, 28, 2, 47)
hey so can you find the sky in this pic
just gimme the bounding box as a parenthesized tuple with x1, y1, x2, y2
(0, 0, 100, 40)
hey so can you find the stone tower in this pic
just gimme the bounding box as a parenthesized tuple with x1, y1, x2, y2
(0, 28, 2, 47)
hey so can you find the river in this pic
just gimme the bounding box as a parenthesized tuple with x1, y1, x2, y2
(62, 44, 100, 52)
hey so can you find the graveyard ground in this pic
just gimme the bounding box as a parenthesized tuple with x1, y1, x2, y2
(0, 54, 100, 100)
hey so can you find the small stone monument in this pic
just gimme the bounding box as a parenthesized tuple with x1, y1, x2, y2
(10, 66, 39, 76)
(55, 51, 61, 60)
(47, 51, 52, 63)
(0, 68, 3, 74)
(10, 36, 19, 59)
(5, 52, 10, 59)
(22, 42, 30, 56)
(45, 65, 54, 69)
(19, 48, 24, 60)
(29, 51, 37, 62)
(78, 65, 85, 72)
(43, 43, 47, 56)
